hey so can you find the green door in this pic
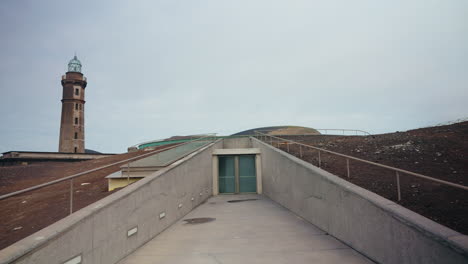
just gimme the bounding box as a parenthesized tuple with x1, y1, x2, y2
(239, 155, 257, 193)
(218, 156, 235, 193)
(219, 155, 256, 194)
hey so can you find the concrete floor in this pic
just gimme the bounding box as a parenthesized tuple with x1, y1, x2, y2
(118, 194, 373, 264)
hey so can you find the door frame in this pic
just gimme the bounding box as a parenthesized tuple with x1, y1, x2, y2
(212, 148, 262, 195)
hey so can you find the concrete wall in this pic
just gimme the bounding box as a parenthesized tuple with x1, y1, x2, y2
(252, 138, 468, 264)
(0, 140, 222, 264)
(222, 137, 252, 149)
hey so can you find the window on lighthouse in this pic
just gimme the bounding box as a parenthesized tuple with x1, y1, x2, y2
(75, 88, 79, 96)
(75, 117, 78, 125)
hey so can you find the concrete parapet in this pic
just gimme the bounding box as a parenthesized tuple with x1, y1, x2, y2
(252, 137, 468, 264)
(0, 140, 222, 264)
(222, 137, 252, 149)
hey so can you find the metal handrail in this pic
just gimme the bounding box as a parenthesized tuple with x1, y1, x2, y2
(254, 131, 468, 200)
(315, 129, 371, 136)
(255, 128, 371, 136)
(254, 128, 372, 136)
(0, 136, 217, 213)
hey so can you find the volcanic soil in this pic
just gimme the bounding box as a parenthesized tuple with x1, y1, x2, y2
(0, 144, 173, 250)
(275, 121, 468, 234)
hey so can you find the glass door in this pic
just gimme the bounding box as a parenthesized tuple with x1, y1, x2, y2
(219, 155, 256, 194)
(218, 156, 235, 193)
(239, 155, 257, 193)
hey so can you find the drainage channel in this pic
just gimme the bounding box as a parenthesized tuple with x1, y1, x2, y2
(183, 217, 216, 224)
(227, 198, 258, 203)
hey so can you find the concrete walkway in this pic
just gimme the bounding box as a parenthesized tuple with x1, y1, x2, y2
(118, 194, 373, 264)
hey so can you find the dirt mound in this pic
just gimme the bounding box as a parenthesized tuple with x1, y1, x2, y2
(268, 126, 320, 135)
(233, 126, 320, 136)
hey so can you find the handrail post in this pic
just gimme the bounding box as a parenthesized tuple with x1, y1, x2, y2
(69, 179, 74, 215)
(396, 171, 401, 201)
(270, 136, 273, 145)
(127, 163, 130, 183)
(318, 150, 321, 168)
(346, 158, 350, 178)
(299, 145, 303, 158)
(287, 142, 289, 152)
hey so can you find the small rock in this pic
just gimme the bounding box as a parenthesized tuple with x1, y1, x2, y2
(13, 226, 22, 231)
(81, 183, 90, 186)
(414, 161, 419, 164)
(436, 152, 442, 157)
(21, 201, 27, 204)
(453, 171, 457, 174)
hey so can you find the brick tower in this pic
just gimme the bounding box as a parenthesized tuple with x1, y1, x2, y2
(58, 55, 87, 153)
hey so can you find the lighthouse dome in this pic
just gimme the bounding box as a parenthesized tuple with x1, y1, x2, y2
(68, 55, 82, 73)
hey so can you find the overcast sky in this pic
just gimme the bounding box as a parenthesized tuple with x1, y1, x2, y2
(0, 0, 467, 153)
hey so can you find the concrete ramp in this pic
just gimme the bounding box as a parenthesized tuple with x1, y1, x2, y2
(2, 136, 466, 263)
(118, 194, 372, 264)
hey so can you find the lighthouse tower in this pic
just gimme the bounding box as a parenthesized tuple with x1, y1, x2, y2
(58, 56, 87, 153)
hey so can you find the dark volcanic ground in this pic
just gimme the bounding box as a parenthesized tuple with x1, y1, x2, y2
(273, 121, 468, 234)
(0, 144, 174, 250)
